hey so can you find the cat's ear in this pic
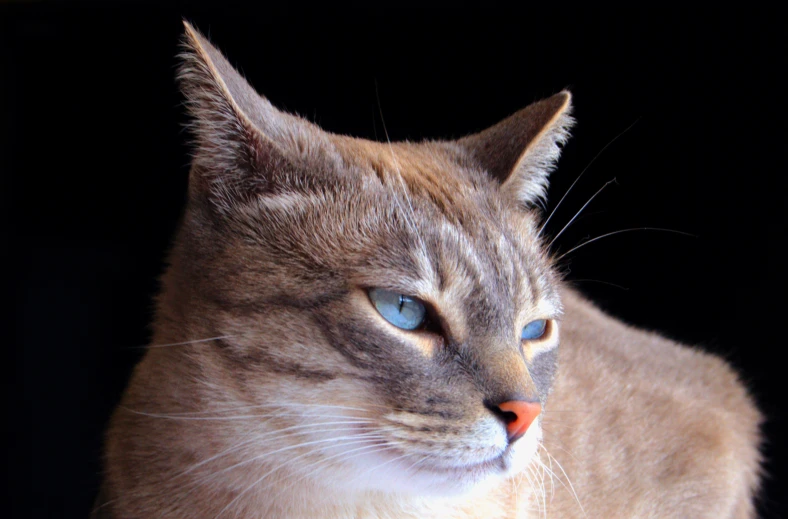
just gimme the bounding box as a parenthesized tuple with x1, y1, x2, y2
(178, 21, 333, 209)
(457, 92, 574, 208)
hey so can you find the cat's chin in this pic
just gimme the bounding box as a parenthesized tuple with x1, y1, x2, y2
(338, 457, 505, 497)
(351, 453, 516, 497)
(334, 427, 541, 497)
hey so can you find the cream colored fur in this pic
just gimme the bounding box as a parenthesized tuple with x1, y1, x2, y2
(95, 22, 761, 519)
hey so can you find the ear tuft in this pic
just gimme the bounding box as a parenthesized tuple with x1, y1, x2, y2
(458, 91, 574, 208)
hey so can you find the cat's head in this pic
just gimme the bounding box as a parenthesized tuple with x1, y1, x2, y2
(160, 22, 572, 496)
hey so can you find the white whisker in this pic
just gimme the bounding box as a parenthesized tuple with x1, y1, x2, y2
(538, 117, 640, 237)
(567, 278, 630, 291)
(536, 462, 548, 519)
(548, 178, 617, 250)
(122, 402, 374, 416)
(120, 407, 375, 422)
(175, 424, 380, 479)
(272, 440, 407, 502)
(538, 444, 587, 518)
(352, 448, 412, 482)
(374, 82, 427, 253)
(540, 439, 583, 465)
(556, 227, 696, 262)
(213, 436, 387, 518)
(200, 431, 387, 488)
(132, 334, 244, 350)
(401, 453, 430, 474)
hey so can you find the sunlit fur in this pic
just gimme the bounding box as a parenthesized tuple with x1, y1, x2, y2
(97, 22, 761, 519)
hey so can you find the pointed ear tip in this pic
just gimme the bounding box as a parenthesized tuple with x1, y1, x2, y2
(555, 90, 572, 109)
(181, 20, 208, 50)
(182, 19, 196, 37)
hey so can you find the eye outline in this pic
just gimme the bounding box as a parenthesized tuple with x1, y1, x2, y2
(520, 319, 551, 342)
(367, 287, 432, 332)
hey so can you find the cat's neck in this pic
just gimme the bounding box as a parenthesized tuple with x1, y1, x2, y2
(220, 484, 516, 519)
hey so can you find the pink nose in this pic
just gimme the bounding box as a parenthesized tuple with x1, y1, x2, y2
(497, 401, 542, 442)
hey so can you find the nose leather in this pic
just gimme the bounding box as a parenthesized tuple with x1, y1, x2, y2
(498, 400, 541, 442)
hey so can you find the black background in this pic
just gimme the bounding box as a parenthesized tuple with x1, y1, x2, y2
(5, 3, 786, 518)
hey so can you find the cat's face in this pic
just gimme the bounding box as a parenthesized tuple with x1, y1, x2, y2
(160, 23, 572, 496)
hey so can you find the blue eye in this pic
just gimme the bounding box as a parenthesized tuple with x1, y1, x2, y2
(521, 319, 548, 341)
(368, 288, 427, 331)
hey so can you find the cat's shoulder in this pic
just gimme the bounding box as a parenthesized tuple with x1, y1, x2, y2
(542, 288, 762, 518)
(559, 287, 757, 412)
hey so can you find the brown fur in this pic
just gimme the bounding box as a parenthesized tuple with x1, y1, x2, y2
(96, 22, 761, 518)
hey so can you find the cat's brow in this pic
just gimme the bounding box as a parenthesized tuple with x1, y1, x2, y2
(426, 216, 549, 342)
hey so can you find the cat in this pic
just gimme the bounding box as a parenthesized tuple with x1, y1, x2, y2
(94, 22, 762, 518)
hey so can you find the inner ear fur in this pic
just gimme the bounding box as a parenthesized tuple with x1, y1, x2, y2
(457, 92, 574, 207)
